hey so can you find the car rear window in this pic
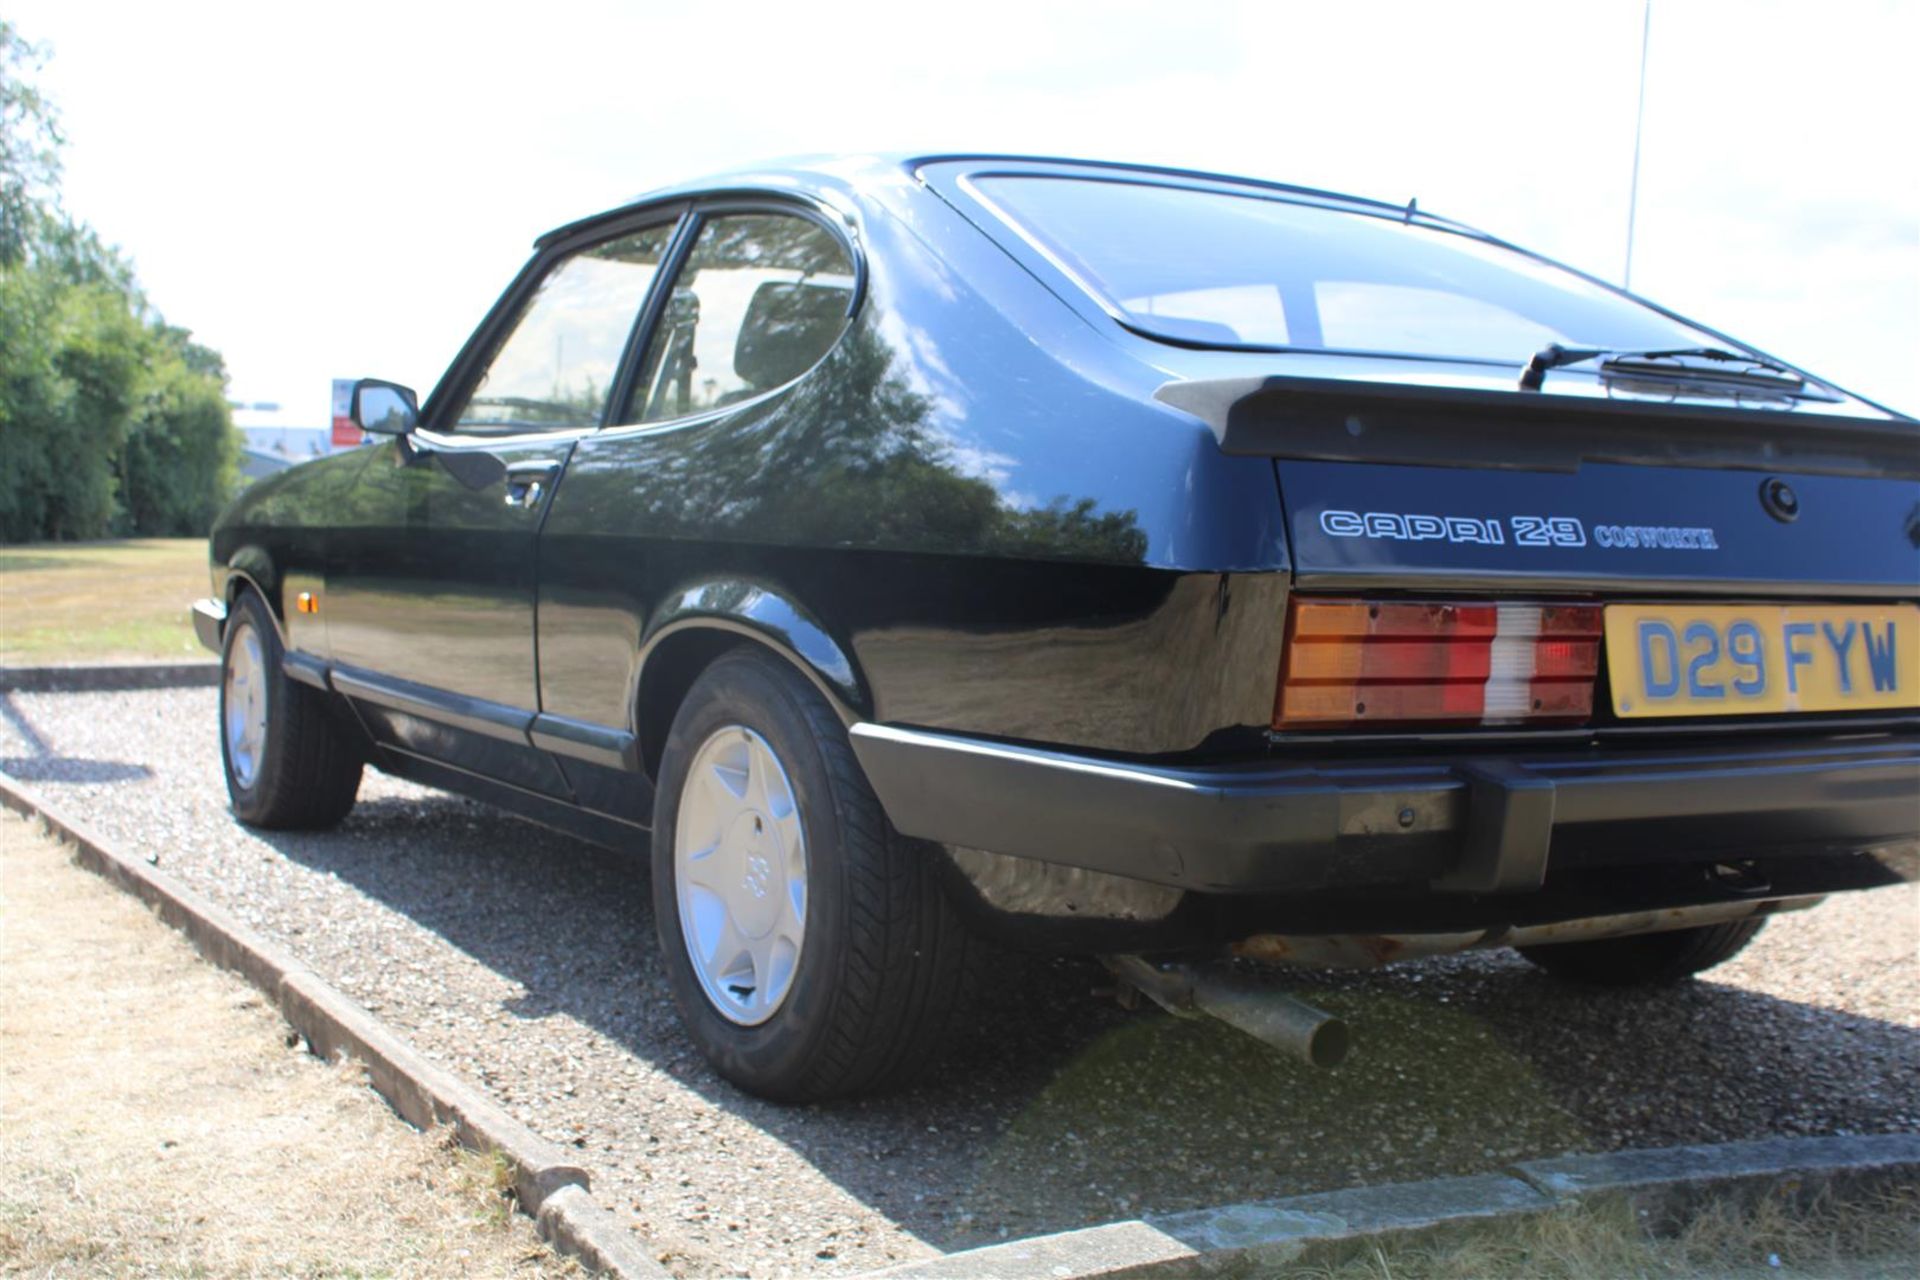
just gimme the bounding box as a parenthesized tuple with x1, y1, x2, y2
(972, 175, 1728, 363)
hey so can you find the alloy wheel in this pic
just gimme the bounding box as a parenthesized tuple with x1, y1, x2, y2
(673, 725, 810, 1025)
(223, 621, 267, 789)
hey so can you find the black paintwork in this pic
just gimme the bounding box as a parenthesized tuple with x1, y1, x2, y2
(204, 155, 1920, 947)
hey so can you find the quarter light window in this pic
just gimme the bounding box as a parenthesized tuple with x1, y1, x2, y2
(453, 224, 673, 432)
(626, 212, 854, 424)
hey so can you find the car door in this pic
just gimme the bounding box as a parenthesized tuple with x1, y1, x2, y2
(326, 218, 680, 795)
(531, 207, 862, 818)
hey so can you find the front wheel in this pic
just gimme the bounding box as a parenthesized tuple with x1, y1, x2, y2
(652, 648, 974, 1101)
(220, 590, 363, 829)
(1517, 918, 1765, 986)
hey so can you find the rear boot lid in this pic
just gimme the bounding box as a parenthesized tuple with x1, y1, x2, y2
(1159, 374, 1920, 595)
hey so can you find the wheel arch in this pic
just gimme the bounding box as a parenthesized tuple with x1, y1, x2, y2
(633, 579, 870, 780)
(217, 547, 285, 643)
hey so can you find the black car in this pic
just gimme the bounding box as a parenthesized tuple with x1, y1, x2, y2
(194, 155, 1920, 1100)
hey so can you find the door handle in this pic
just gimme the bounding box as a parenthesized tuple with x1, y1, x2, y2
(503, 460, 559, 509)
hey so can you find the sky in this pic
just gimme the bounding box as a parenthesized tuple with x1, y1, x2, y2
(11, 0, 1918, 421)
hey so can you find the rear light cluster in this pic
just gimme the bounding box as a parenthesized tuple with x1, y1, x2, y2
(1274, 598, 1603, 730)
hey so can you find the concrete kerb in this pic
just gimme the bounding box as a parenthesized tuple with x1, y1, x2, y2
(0, 771, 668, 1280)
(859, 1174, 1558, 1280)
(863, 1135, 1920, 1280)
(1513, 1133, 1920, 1230)
(0, 661, 220, 692)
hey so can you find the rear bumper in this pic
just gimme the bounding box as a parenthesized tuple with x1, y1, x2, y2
(850, 724, 1920, 895)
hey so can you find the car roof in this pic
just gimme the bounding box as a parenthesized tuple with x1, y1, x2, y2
(536, 153, 1486, 247)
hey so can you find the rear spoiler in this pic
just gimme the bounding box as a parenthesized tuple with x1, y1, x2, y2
(1156, 376, 1920, 479)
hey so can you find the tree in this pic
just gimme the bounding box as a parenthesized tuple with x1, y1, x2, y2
(120, 346, 238, 535)
(0, 21, 60, 269)
(1, 20, 237, 542)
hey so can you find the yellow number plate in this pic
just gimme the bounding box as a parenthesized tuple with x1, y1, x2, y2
(1604, 603, 1920, 718)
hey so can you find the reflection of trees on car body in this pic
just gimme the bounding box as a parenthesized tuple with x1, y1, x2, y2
(572, 319, 1146, 564)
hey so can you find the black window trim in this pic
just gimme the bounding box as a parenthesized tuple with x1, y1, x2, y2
(600, 209, 704, 434)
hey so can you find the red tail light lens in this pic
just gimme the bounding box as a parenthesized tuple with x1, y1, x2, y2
(1274, 598, 1603, 729)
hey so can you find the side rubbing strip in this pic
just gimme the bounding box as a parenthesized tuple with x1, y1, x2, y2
(529, 713, 639, 772)
(330, 665, 534, 746)
(282, 651, 331, 691)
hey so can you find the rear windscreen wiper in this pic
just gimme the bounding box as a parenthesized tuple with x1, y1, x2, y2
(1517, 343, 1815, 397)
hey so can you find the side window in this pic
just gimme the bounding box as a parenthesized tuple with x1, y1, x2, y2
(624, 212, 854, 424)
(450, 224, 674, 433)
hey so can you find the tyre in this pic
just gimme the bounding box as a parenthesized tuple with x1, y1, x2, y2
(220, 590, 363, 829)
(1516, 918, 1765, 986)
(651, 647, 974, 1101)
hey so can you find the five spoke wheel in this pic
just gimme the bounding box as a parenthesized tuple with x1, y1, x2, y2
(652, 647, 973, 1100)
(674, 726, 809, 1025)
(222, 620, 268, 790)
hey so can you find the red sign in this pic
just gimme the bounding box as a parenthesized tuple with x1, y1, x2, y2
(330, 378, 364, 446)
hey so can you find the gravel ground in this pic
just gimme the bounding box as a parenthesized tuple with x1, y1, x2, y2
(3, 686, 1916, 1279)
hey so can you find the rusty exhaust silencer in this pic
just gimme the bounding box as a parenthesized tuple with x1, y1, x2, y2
(1105, 955, 1350, 1068)
(1230, 894, 1825, 971)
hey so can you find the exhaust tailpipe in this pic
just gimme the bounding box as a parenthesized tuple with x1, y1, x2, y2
(1106, 955, 1350, 1068)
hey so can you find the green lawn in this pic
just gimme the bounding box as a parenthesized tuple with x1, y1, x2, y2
(0, 539, 211, 665)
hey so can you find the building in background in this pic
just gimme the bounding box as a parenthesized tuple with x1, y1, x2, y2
(232, 393, 363, 480)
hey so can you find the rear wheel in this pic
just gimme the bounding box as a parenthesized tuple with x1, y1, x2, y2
(652, 647, 974, 1101)
(1517, 919, 1765, 986)
(220, 590, 362, 829)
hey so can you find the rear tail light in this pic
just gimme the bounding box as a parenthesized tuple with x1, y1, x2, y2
(1274, 598, 1602, 729)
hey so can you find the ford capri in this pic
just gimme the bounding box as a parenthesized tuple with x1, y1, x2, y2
(195, 155, 1920, 1100)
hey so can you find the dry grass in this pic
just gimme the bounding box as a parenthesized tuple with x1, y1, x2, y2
(0, 810, 583, 1277)
(0, 538, 209, 664)
(1288, 1184, 1920, 1280)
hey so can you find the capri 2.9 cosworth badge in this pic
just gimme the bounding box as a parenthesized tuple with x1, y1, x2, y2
(1318, 510, 1720, 551)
